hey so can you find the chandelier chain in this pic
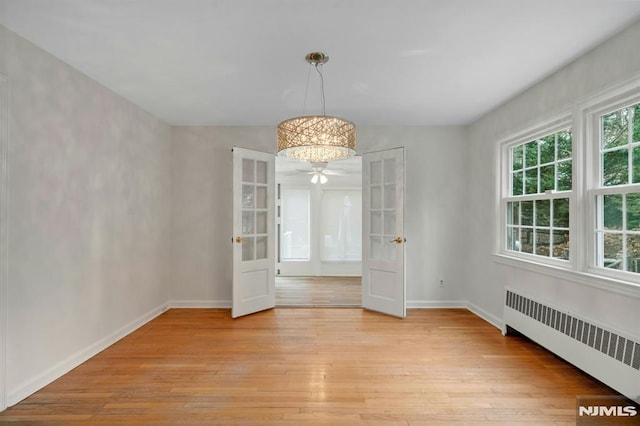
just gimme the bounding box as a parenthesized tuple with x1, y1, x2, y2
(302, 63, 312, 116)
(315, 63, 326, 116)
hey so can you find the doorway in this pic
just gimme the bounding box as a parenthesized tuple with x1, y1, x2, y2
(232, 147, 405, 318)
(275, 156, 362, 306)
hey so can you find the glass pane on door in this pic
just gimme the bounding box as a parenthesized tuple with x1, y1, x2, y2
(242, 185, 255, 208)
(243, 159, 254, 182)
(256, 236, 268, 260)
(384, 184, 395, 208)
(371, 211, 382, 234)
(256, 186, 267, 208)
(256, 211, 267, 234)
(371, 161, 382, 184)
(370, 236, 383, 260)
(370, 186, 382, 209)
(256, 160, 268, 184)
(242, 211, 255, 234)
(242, 237, 255, 261)
(384, 158, 395, 183)
(384, 212, 396, 235)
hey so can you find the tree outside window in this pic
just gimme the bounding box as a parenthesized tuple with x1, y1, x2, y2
(506, 127, 572, 261)
(596, 103, 640, 273)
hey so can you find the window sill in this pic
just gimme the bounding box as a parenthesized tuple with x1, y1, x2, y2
(492, 252, 640, 299)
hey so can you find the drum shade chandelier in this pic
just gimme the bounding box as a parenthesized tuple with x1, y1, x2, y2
(277, 52, 356, 163)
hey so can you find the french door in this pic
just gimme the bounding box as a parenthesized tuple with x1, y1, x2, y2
(362, 148, 406, 318)
(231, 147, 276, 318)
(231, 146, 405, 318)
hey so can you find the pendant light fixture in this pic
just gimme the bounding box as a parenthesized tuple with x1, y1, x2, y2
(277, 52, 356, 163)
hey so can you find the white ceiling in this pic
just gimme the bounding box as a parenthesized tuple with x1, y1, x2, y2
(1, 0, 639, 126)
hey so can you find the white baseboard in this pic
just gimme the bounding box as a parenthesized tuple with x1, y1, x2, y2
(407, 300, 467, 309)
(169, 300, 231, 308)
(406, 300, 504, 331)
(6, 303, 168, 407)
(466, 301, 504, 331)
(4, 298, 503, 409)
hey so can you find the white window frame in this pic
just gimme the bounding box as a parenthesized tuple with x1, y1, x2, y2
(585, 87, 640, 283)
(496, 77, 640, 295)
(499, 114, 575, 269)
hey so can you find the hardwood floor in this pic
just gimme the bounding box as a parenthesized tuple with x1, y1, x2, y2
(275, 276, 361, 306)
(0, 308, 624, 425)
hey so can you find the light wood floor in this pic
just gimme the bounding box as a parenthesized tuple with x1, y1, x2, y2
(0, 308, 623, 425)
(275, 276, 361, 306)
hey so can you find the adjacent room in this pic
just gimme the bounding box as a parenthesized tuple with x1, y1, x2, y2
(275, 156, 362, 307)
(1, 0, 639, 423)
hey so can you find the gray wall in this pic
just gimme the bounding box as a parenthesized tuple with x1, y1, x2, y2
(170, 126, 468, 306)
(0, 24, 172, 405)
(466, 20, 640, 334)
(170, 126, 274, 304)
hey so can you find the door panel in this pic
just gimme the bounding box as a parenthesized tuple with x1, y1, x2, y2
(362, 148, 405, 318)
(232, 147, 275, 318)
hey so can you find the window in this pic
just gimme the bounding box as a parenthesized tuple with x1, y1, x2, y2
(504, 126, 572, 261)
(280, 188, 310, 260)
(320, 190, 362, 261)
(594, 101, 640, 273)
(500, 83, 640, 288)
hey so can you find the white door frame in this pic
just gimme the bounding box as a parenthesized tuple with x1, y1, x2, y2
(0, 74, 9, 411)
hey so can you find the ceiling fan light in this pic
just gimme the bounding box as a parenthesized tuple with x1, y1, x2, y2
(310, 174, 319, 184)
(319, 174, 328, 184)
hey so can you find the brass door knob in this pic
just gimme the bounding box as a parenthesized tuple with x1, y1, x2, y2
(389, 237, 405, 244)
(235, 236, 243, 243)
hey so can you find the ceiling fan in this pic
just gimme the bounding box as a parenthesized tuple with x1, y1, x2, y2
(293, 162, 349, 184)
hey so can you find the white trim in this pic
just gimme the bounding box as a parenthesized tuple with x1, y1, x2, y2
(7, 303, 168, 407)
(168, 300, 232, 308)
(494, 253, 640, 299)
(499, 114, 574, 151)
(497, 114, 574, 268)
(466, 301, 504, 331)
(406, 301, 504, 332)
(0, 74, 8, 412)
(406, 300, 467, 309)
